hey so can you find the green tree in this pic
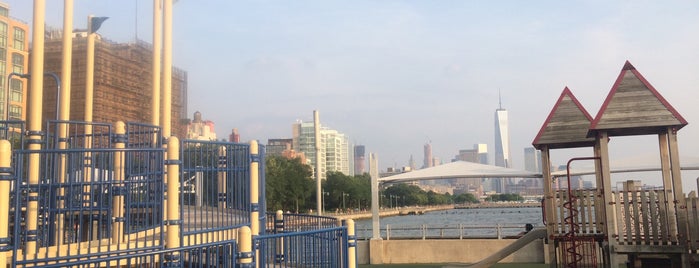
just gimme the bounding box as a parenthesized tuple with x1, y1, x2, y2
(265, 155, 314, 212)
(322, 172, 371, 211)
(454, 193, 479, 204)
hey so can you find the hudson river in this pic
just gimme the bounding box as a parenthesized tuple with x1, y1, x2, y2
(354, 207, 543, 239)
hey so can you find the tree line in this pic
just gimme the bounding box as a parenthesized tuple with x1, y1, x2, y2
(264, 155, 486, 213)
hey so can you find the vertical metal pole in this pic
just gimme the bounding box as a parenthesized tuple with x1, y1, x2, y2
(250, 140, 260, 266)
(162, 0, 172, 138)
(151, 0, 162, 128)
(111, 122, 126, 243)
(165, 136, 180, 266)
(274, 210, 284, 263)
(346, 219, 357, 268)
(0, 140, 12, 265)
(83, 15, 95, 208)
(217, 146, 227, 209)
(26, 0, 46, 255)
(160, 0, 172, 224)
(314, 110, 321, 215)
(161, 0, 173, 223)
(55, 0, 73, 245)
(237, 226, 253, 267)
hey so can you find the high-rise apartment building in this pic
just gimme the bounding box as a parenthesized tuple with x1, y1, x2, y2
(0, 3, 29, 120)
(40, 32, 188, 137)
(354, 145, 366, 175)
(292, 120, 351, 180)
(324, 129, 350, 176)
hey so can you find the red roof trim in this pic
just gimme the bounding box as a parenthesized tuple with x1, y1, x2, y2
(590, 61, 688, 130)
(590, 61, 629, 129)
(532, 87, 593, 146)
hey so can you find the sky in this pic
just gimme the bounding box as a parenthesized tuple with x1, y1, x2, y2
(4, 1, 699, 191)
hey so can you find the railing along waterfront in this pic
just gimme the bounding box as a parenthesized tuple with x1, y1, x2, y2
(356, 224, 527, 240)
(262, 211, 352, 267)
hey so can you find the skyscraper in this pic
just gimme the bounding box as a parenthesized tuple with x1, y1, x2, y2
(494, 107, 511, 168)
(524, 147, 542, 173)
(354, 145, 366, 175)
(494, 96, 511, 193)
(423, 142, 433, 169)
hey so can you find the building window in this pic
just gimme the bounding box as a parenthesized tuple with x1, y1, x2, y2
(10, 78, 21, 102)
(0, 22, 7, 48)
(12, 28, 24, 50)
(8, 105, 20, 120)
(11, 53, 22, 73)
(0, 7, 8, 18)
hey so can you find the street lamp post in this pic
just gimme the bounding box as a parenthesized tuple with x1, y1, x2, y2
(342, 192, 349, 211)
(322, 191, 328, 214)
(6, 72, 61, 121)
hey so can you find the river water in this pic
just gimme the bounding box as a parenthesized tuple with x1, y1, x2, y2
(354, 207, 543, 239)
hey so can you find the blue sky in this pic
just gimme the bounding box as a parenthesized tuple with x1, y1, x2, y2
(5, 1, 699, 190)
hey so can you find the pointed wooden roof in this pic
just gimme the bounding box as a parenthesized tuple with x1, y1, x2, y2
(532, 87, 595, 150)
(588, 61, 688, 137)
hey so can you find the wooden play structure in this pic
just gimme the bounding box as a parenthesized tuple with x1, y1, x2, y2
(533, 61, 698, 267)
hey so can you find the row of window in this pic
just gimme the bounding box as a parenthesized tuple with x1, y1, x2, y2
(0, 21, 25, 50)
(0, 104, 21, 120)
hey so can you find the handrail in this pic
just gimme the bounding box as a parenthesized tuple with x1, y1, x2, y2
(355, 224, 530, 240)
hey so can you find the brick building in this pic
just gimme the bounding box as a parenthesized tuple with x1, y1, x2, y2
(38, 32, 188, 138)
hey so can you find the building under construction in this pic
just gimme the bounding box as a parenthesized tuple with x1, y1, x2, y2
(38, 31, 188, 138)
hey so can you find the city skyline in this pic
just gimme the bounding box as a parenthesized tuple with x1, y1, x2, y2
(4, 1, 699, 191)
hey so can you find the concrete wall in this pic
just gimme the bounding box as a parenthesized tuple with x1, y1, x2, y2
(357, 238, 545, 265)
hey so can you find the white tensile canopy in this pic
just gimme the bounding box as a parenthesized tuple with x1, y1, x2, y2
(378, 160, 542, 183)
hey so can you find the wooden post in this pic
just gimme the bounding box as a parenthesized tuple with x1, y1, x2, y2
(596, 132, 619, 267)
(540, 147, 557, 267)
(659, 132, 678, 243)
(667, 127, 690, 267)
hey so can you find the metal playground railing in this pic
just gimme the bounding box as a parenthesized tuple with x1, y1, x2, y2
(0, 120, 355, 268)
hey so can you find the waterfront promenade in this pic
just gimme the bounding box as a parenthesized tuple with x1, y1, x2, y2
(330, 205, 455, 220)
(330, 202, 540, 221)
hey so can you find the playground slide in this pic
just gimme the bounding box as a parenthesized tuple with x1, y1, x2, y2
(443, 228, 547, 268)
